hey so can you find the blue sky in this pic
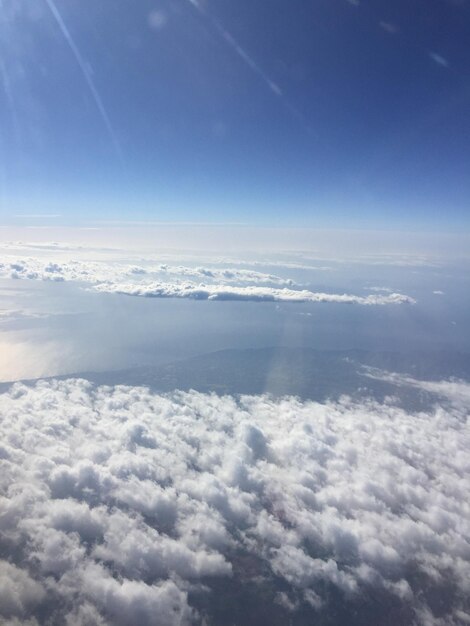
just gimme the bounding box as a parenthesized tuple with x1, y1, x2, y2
(0, 0, 469, 228)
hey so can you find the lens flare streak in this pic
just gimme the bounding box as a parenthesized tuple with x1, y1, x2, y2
(43, 0, 123, 161)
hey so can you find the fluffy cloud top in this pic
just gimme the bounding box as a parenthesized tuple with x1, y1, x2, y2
(0, 378, 468, 624)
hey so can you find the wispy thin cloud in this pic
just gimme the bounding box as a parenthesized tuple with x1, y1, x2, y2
(429, 51, 449, 67)
(379, 21, 399, 35)
(14, 214, 61, 219)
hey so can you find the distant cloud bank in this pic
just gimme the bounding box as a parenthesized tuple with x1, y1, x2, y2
(95, 281, 415, 305)
(0, 257, 296, 287)
(0, 256, 416, 306)
(0, 378, 468, 624)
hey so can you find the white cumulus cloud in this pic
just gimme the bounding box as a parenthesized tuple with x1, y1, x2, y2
(0, 378, 469, 624)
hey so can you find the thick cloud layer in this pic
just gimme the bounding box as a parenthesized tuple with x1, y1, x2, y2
(0, 378, 468, 625)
